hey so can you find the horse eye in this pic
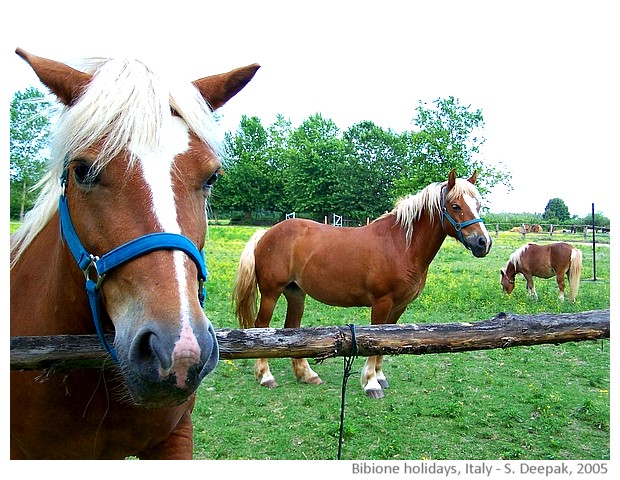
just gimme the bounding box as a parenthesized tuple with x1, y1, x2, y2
(203, 171, 220, 190)
(73, 162, 98, 186)
(452, 204, 461, 211)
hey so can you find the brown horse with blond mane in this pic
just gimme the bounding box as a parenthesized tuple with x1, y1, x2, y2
(500, 242, 582, 302)
(234, 170, 492, 398)
(10, 48, 258, 459)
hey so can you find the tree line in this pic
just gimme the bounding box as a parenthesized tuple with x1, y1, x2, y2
(210, 97, 509, 223)
(10, 89, 608, 227)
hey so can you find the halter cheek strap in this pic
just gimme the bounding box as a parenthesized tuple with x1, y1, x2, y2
(440, 186, 484, 249)
(58, 176, 207, 363)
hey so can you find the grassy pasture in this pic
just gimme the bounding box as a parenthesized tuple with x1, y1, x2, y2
(192, 225, 610, 460)
(9, 221, 610, 459)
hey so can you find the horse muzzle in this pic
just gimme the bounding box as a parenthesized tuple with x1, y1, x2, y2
(464, 233, 492, 258)
(119, 317, 219, 408)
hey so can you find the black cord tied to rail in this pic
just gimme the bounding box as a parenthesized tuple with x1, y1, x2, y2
(337, 323, 358, 460)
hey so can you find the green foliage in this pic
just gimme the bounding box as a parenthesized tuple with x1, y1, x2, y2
(191, 225, 609, 460)
(543, 198, 571, 223)
(284, 114, 347, 218)
(343, 121, 408, 218)
(10, 88, 51, 219)
(210, 97, 511, 222)
(391, 97, 511, 198)
(585, 212, 610, 228)
(10, 94, 516, 224)
(210, 116, 284, 221)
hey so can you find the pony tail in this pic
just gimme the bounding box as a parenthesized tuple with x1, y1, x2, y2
(568, 248, 583, 302)
(233, 229, 267, 328)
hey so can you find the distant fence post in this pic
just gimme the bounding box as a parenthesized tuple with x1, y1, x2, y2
(592, 203, 597, 281)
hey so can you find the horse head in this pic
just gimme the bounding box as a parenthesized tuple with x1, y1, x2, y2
(441, 169, 492, 258)
(500, 268, 516, 294)
(15, 49, 259, 407)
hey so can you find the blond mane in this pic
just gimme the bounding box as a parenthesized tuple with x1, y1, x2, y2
(507, 242, 535, 270)
(378, 178, 481, 247)
(11, 56, 222, 268)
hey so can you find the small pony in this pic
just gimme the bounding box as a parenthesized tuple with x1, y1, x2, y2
(500, 242, 583, 302)
(10, 48, 258, 459)
(234, 170, 492, 398)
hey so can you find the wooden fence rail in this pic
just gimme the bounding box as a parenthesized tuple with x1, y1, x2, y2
(10, 310, 609, 372)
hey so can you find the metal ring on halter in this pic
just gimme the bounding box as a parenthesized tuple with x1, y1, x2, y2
(83, 254, 106, 289)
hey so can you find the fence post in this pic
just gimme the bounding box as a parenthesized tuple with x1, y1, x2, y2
(592, 203, 597, 281)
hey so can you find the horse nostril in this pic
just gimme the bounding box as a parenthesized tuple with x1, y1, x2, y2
(132, 329, 172, 371)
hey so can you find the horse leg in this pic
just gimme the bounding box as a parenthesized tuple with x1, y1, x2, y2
(524, 274, 538, 299)
(253, 294, 279, 388)
(375, 355, 389, 388)
(361, 356, 385, 399)
(556, 272, 566, 302)
(361, 302, 404, 398)
(283, 285, 322, 385)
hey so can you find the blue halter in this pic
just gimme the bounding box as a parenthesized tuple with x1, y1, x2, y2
(441, 185, 484, 249)
(58, 171, 207, 364)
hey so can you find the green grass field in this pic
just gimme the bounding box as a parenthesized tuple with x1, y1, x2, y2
(192, 225, 610, 460)
(9, 221, 610, 460)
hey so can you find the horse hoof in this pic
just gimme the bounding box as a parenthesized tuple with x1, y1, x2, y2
(378, 379, 389, 389)
(304, 376, 323, 385)
(365, 388, 385, 399)
(260, 379, 278, 389)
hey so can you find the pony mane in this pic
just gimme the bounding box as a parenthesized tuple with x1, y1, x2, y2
(379, 178, 481, 247)
(507, 242, 535, 269)
(11, 56, 222, 269)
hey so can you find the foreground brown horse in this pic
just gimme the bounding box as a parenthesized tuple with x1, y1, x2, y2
(10, 49, 258, 458)
(500, 242, 582, 302)
(234, 170, 492, 398)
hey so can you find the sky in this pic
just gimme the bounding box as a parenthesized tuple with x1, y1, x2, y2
(2, 0, 617, 218)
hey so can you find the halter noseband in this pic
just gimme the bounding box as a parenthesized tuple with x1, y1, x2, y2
(59, 170, 207, 363)
(440, 185, 484, 249)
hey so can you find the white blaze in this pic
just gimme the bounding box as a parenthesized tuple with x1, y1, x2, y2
(135, 117, 203, 384)
(464, 193, 492, 250)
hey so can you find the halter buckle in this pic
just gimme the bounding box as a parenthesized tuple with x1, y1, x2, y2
(84, 254, 106, 289)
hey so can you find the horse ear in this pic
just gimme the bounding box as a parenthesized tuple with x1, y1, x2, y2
(467, 170, 478, 185)
(447, 168, 457, 191)
(193, 63, 260, 111)
(15, 48, 92, 106)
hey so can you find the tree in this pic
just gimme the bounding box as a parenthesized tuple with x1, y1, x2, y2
(284, 114, 348, 220)
(392, 96, 510, 199)
(211, 97, 513, 222)
(342, 121, 406, 219)
(210, 116, 274, 220)
(10, 88, 51, 220)
(543, 198, 571, 223)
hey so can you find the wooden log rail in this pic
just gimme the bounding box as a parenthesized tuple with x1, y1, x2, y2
(10, 310, 610, 372)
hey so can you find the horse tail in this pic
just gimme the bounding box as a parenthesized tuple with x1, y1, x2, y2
(233, 229, 267, 328)
(568, 247, 583, 302)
